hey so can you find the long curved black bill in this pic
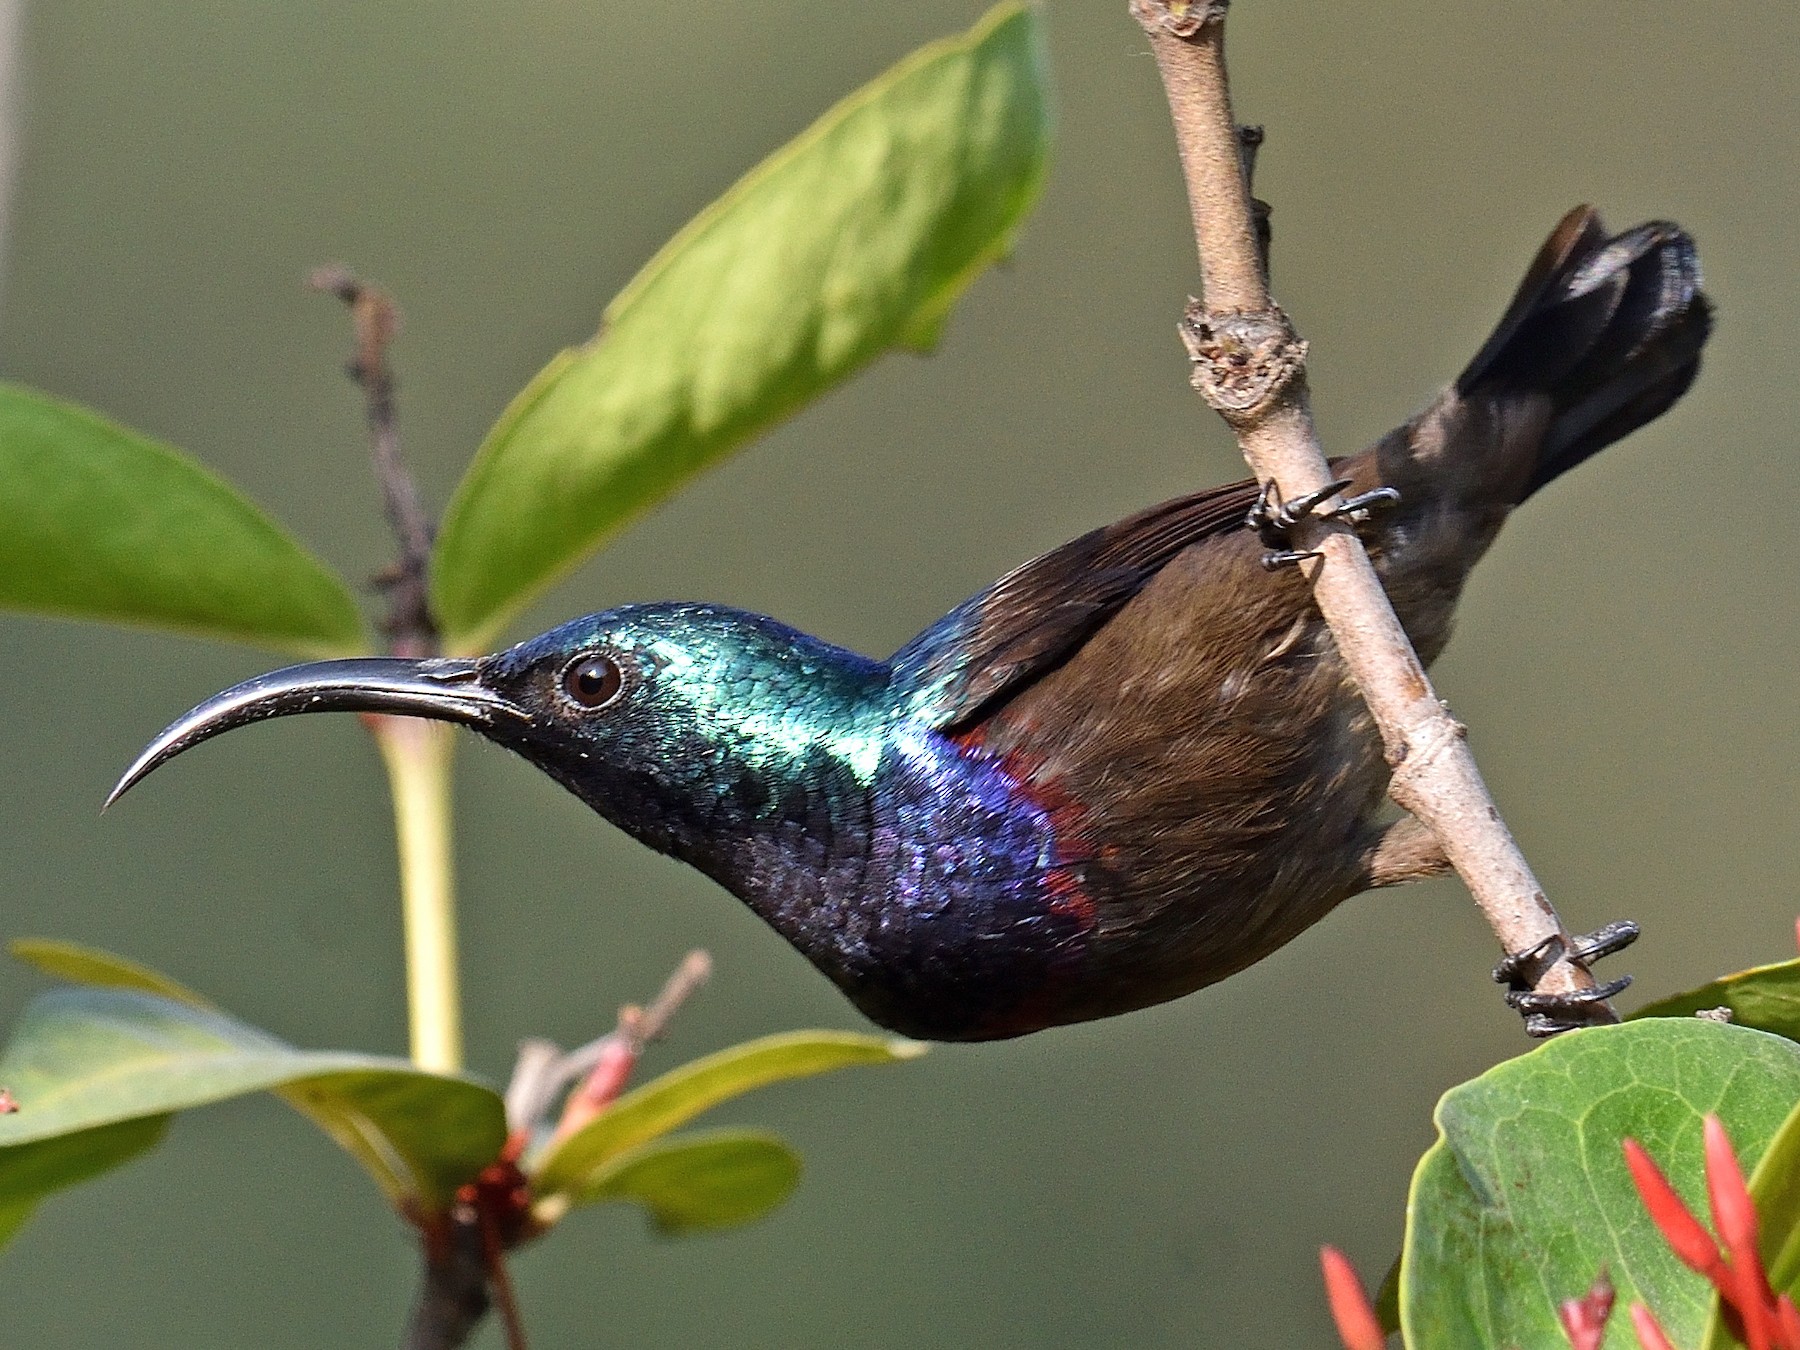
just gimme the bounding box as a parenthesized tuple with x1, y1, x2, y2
(107, 656, 515, 808)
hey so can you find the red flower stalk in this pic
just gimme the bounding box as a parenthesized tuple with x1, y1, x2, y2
(1704, 1115, 1776, 1350)
(543, 949, 713, 1147)
(1706, 1116, 1766, 1274)
(1560, 1270, 1615, 1350)
(1624, 1120, 1800, 1350)
(1624, 1137, 1727, 1281)
(545, 1031, 638, 1147)
(1630, 1302, 1679, 1350)
(1777, 1294, 1800, 1346)
(1320, 1246, 1386, 1350)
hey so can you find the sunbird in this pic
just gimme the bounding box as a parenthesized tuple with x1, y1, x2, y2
(113, 208, 1709, 1041)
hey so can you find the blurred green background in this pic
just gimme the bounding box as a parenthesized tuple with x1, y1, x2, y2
(2, 2, 1796, 1345)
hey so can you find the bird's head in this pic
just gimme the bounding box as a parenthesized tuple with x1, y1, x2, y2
(110, 602, 892, 854)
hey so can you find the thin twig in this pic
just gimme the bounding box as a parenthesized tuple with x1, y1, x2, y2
(1128, 0, 1614, 1024)
(309, 265, 439, 657)
(404, 1218, 489, 1350)
(476, 1202, 529, 1350)
(309, 269, 469, 1345)
(1234, 124, 1272, 280)
(0, 0, 26, 323)
(410, 952, 715, 1350)
(503, 950, 714, 1139)
(624, 948, 714, 1051)
(547, 950, 714, 1147)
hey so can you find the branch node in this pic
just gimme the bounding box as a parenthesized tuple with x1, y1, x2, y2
(1130, 0, 1228, 40)
(1179, 305, 1307, 422)
(1387, 714, 1469, 784)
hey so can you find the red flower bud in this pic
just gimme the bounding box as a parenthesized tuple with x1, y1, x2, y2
(1705, 1116, 1760, 1262)
(1704, 1116, 1775, 1350)
(1624, 1137, 1725, 1279)
(1319, 1246, 1386, 1350)
(1558, 1270, 1615, 1350)
(1629, 1303, 1678, 1350)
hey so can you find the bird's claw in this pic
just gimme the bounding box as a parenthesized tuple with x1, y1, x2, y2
(1323, 486, 1402, 524)
(1493, 920, 1640, 1037)
(1569, 919, 1641, 966)
(1247, 477, 1353, 545)
(1248, 481, 1401, 570)
(1492, 920, 1639, 985)
(1260, 548, 1323, 572)
(1507, 977, 1635, 1037)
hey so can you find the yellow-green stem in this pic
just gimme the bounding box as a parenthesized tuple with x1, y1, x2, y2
(372, 716, 463, 1073)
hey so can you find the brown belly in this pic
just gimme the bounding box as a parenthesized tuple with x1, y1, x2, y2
(971, 529, 1397, 1019)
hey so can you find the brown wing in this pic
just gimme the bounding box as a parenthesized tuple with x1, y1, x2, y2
(890, 479, 1263, 730)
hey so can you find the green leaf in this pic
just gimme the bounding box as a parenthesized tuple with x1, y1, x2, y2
(430, 1, 1052, 649)
(554, 1128, 801, 1236)
(10, 937, 215, 1010)
(0, 383, 366, 656)
(1633, 957, 1800, 1042)
(0, 1196, 37, 1249)
(531, 1030, 921, 1202)
(1374, 1256, 1402, 1337)
(0, 986, 505, 1250)
(1400, 1019, 1800, 1350)
(0, 1116, 168, 1251)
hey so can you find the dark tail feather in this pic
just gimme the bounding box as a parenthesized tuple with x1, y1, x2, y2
(1456, 205, 1713, 500)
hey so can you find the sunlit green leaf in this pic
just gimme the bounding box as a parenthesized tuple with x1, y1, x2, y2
(1401, 1019, 1800, 1349)
(1633, 957, 1800, 1042)
(0, 986, 505, 1251)
(531, 1030, 920, 1202)
(549, 1128, 801, 1236)
(10, 937, 214, 1010)
(0, 383, 366, 655)
(430, 2, 1052, 649)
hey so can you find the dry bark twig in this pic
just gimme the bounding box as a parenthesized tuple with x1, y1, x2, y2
(1129, 0, 1617, 1026)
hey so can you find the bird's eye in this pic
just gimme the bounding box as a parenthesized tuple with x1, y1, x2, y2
(561, 654, 624, 709)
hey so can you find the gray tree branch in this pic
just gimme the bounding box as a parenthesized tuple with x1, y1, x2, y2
(1128, 0, 1616, 1027)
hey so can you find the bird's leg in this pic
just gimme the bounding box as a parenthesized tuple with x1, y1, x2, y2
(1247, 477, 1351, 544)
(1248, 480, 1326, 570)
(1492, 921, 1640, 985)
(1248, 478, 1401, 570)
(1494, 921, 1640, 1037)
(1357, 814, 1452, 889)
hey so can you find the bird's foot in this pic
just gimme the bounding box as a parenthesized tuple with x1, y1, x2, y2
(1494, 920, 1640, 1037)
(1507, 978, 1633, 1038)
(1261, 548, 1322, 572)
(1247, 479, 1401, 569)
(1324, 486, 1402, 525)
(1493, 919, 1640, 984)
(1247, 477, 1350, 544)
